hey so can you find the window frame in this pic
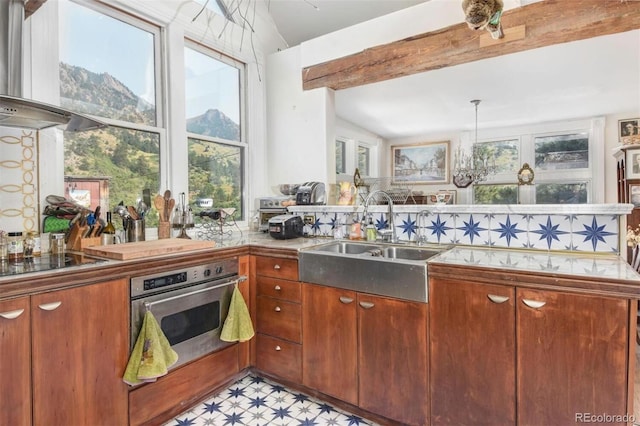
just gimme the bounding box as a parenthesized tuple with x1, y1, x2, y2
(469, 117, 604, 204)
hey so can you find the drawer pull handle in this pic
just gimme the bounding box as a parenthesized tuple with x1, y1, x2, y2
(38, 301, 62, 311)
(274, 285, 282, 291)
(522, 299, 546, 309)
(487, 294, 510, 304)
(275, 345, 282, 351)
(359, 301, 375, 309)
(0, 309, 24, 319)
(274, 306, 281, 312)
(273, 264, 281, 270)
(339, 296, 354, 304)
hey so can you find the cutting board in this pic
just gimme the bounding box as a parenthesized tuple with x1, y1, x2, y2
(84, 238, 215, 260)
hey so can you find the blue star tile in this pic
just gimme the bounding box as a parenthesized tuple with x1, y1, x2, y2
(575, 216, 616, 252)
(271, 406, 293, 420)
(399, 214, 417, 239)
(203, 401, 223, 414)
(531, 216, 569, 250)
(222, 412, 245, 425)
(174, 417, 197, 426)
(427, 214, 453, 244)
(457, 214, 486, 245)
(492, 215, 526, 247)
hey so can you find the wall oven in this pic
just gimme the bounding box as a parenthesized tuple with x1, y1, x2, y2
(130, 257, 241, 370)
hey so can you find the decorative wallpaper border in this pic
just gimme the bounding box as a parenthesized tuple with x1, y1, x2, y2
(288, 204, 632, 254)
(0, 129, 39, 233)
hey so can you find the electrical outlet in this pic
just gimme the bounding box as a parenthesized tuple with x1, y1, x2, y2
(304, 215, 315, 225)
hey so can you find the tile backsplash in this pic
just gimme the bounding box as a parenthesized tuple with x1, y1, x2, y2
(288, 204, 631, 254)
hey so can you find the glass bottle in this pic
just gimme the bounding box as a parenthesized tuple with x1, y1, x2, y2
(101, 212, 117, 245)
(366, 216, 377, 242)
(23, 232, 35, 259)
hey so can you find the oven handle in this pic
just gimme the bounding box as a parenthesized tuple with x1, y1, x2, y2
(144, 275, 246, 313)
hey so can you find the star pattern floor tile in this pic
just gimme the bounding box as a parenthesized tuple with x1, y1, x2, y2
(163, 374, 380, 426)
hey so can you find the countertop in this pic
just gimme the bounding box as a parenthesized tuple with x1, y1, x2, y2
(2, 230, 640, 299)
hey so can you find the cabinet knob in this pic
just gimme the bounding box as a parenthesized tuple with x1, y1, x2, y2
(38, 301, 62, 311)
(274, 306, 281, 312)
(0, 308, 24, 319)
(522, 299, 546, 309)
(273, 264, 281, 270)
(339, 296, 354, 304)
(487, 294, 510, 304)
(275, 345, 282, 351)
(359, 301, 375, 309)
(274, 285, 282, 291)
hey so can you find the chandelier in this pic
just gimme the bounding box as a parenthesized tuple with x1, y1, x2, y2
(452, 99, 496, 188)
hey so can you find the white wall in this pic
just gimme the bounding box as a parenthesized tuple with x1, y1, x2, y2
(265, 46, 333, 193)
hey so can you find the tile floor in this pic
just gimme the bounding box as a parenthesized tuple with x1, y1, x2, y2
(163, 374, 380, 426)
(166, 348, 640, 426)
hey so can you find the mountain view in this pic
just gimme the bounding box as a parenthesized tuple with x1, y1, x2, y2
(60, 62, 242, 225)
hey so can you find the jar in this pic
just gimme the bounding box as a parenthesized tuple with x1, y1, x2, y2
(7, 232, 24, 262)
(23, 233, 35, 259)
(50, 233, 66, 256)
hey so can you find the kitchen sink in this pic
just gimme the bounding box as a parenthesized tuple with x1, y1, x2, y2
(298, 241, 448, 302)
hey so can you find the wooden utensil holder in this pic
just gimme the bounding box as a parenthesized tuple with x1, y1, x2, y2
(158, 222, 171, 239)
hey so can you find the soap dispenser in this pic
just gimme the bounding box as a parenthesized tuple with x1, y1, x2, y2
(366, 215, 377, 241)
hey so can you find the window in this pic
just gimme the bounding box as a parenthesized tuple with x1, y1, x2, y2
(336, 138, 378, 179)
(60, 0, 162, 226)
(185, 43, 245, 218)
(471, 119, 602, 204)
(336, 140, 346, 174)
(358, 144, 371, 177)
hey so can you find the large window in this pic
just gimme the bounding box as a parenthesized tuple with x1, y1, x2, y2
(185, 43, 245, 218)
(336, 138, 377, 180)
(472, 119, 601, 204)
(59, 0, 162, 226)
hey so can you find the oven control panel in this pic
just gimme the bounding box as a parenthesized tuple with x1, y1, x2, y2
(130, 257, 239, 298)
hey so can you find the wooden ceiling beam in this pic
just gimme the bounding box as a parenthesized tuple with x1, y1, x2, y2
(302, 0, 640, 91)
(24, 0, 48, 19)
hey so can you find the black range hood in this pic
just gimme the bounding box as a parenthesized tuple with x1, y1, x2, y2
(0, 94, 106, 132)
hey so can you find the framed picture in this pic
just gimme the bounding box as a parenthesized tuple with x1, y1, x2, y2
(391, 141, 449, 184)
(626, 149, 640, 179)
(630, 184, 640, 206)
(619, 118, 640, 144)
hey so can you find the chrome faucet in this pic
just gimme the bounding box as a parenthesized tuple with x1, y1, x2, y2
(416, 209, 432, 245)
(362, 190, 397, 243)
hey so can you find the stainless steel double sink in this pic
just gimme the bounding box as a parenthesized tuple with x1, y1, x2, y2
(298, 241, 448, 302)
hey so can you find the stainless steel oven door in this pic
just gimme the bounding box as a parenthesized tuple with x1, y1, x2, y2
(130, 279, 236, 370)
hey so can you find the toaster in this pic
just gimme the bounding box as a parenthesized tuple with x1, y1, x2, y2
(295, 181, 326, 205)
(268, 214, 304, 239)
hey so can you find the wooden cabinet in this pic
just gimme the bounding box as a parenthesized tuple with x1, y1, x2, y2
(430, 277, 630, 426)
(516, 288, 628, 425)
(302, 285, 358, 404)
(302, 283, 429, 425)
(0, 297, 31, 426)
(430, 278, 516, 425)
(254, 256, 302, 383)
(0, 279, 129, 426)
(31, 278, 129, 425)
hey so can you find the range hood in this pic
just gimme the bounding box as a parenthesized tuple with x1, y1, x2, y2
(0, 95, 106, 132)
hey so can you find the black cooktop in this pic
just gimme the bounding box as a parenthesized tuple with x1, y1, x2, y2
(0, 253, 106, 277)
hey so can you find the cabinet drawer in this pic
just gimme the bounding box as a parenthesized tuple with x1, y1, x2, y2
(256, 334, 302, 383)
(257, 276, 301, 302)
(256, 296, 301, 343)
(255, 256, 298, 280)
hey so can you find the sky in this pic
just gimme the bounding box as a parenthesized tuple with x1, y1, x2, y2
(58, 0, 239, 124)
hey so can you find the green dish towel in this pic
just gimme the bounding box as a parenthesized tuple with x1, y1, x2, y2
(221, 284, 255, 342)
(123, 310, 178, 385)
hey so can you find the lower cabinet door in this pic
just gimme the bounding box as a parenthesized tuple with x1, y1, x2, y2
(430, 278, 516, 425)
(302, 284, 358, 405)
(31, 279, 129, 426)
(517, 288, 629, 426)
(358, 293, 429, 426)
(0, 297, 31, 426)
